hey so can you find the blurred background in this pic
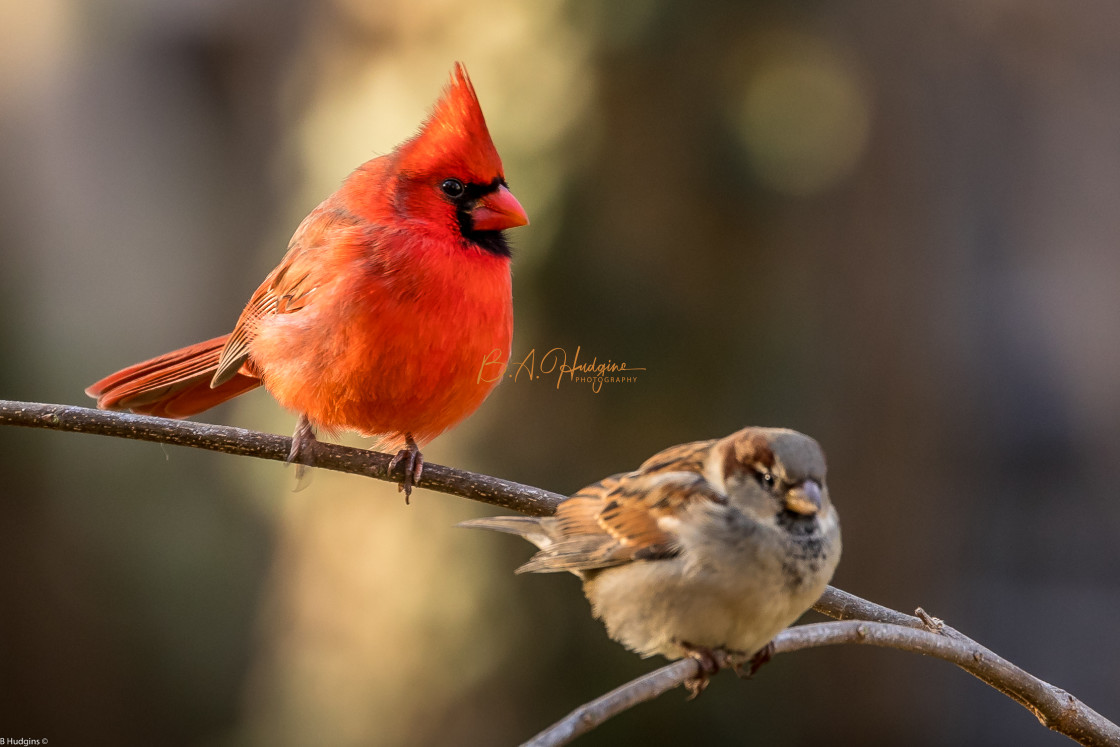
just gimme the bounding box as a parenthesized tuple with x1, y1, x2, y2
(2, 0, 1119, 745)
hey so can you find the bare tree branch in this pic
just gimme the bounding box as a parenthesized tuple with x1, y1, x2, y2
(522, 659, 699, 747)
(2, 399, 1118, 746)
(813, 586, 1117, 742)
(814, 585, 932, 628)
(0, 399, 562, 516)
(529, 620, 1120, 747)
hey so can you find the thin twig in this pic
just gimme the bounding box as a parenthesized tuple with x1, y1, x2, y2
(812, 586, 1106, 735)
(813, 585, 931, 629)
(2, 399, 1117, 747)
(0, 400, 563, 516)
(528, 620, 1120, 747)
(521, 659, 699, 747)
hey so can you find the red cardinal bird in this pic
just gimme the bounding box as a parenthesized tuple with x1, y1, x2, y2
(86, 63, 527, 498)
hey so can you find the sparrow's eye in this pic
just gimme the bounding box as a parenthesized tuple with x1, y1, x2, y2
(440, 178, 466, 198)
(754, 469, 776, 490)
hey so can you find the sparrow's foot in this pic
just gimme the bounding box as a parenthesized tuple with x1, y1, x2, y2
(287, 414, 318, 483)
(727, 641, 774, 679)
(678, 641, 722, 700)
(388, 433, 424, 504)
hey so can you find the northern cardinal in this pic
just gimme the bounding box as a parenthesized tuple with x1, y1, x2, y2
(87, 64, 528, 498)
(463, 427, 841, 695)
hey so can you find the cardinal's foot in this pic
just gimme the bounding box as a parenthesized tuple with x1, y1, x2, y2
(388, 434, 424, 503)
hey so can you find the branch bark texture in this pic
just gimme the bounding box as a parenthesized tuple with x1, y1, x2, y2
(2, 399, 1116, 747)
(530, 619, 1120, 747)
(0, 400, 562, 516)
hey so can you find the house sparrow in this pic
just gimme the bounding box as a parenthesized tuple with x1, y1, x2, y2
(462, 427, 841, 694)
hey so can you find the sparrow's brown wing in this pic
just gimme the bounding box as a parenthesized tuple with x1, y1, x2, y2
(636, 438, 717, 475)
(517, 464, 725, 574)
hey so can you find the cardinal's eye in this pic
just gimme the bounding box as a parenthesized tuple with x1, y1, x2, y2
(440, 178, 466, 198)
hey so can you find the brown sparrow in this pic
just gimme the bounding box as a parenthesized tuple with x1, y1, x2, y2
(462, 427, 841, 693)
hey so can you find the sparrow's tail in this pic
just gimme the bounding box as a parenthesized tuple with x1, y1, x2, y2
(86, 335, 260, 419)
(462, 516, 617, 576)
(458, 516, 552, 551)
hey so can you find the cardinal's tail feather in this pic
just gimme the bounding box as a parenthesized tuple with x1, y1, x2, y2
(86, 334, 260, 419)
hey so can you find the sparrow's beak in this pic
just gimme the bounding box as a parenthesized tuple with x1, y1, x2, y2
(471, 184, 529, 231)
(784, 480, 823, 516)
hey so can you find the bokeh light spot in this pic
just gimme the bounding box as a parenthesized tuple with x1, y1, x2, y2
(734, 40, 871, 196)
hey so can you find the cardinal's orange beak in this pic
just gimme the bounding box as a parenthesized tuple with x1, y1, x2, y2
(472, 185, 529, 231)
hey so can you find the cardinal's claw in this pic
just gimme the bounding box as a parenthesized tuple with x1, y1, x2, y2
(388, 434, 423, 503)
(287, 414, 318, 483)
